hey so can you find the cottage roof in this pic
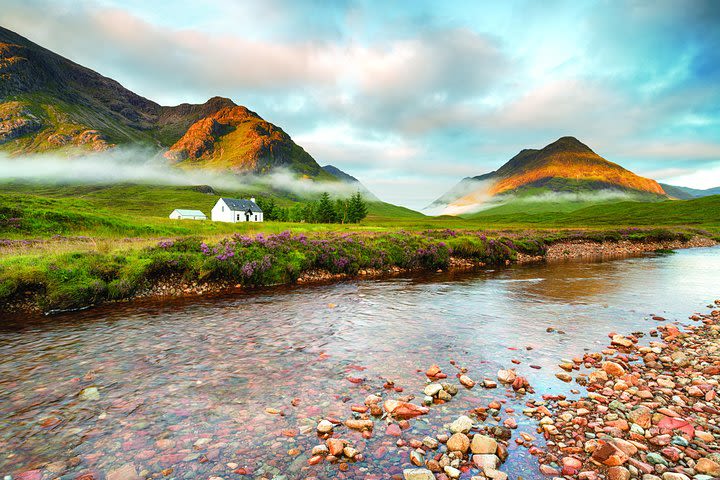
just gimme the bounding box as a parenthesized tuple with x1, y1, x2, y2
(220, 198, 263, 213)
(172, 209, 206, 216)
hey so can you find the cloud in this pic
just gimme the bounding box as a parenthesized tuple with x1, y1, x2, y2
(0, 149, 366, 198)
(1, 0, 719, 209)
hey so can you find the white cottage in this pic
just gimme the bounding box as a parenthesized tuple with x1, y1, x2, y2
(169, 209, 207, 220)
(211, 197, 264, 223)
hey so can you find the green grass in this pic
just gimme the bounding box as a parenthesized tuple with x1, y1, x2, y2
(2, 227, 708, 313)
(0, 182, 434, 238)
(467, 195, 720, 228)
(1, 183, 719, 241)
(1, 180, 717, 313)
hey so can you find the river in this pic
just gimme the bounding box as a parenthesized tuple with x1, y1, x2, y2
(2, 246, 719, 479)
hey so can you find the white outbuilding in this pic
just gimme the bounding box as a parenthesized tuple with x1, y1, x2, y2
(211, 197, 264, 223)
(169, 209, 207, 220)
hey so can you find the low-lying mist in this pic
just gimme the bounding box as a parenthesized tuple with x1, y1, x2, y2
(432, 189, 652, 216)
(0, 149, 365, 198)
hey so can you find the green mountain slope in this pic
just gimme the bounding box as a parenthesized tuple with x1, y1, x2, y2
(660, 183, 720, 200)
(468, 195, 720, 227)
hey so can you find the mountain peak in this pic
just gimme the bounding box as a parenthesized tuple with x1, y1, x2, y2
(543, 136, 594, 154)
(427, 137, 667, 213)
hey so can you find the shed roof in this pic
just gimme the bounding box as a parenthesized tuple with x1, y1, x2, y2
(220, 198, 263, 213)
(172, 209, 206, 216)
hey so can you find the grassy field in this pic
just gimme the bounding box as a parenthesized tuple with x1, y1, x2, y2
(0, 182, 430, 239)
(2, 182, 718, 242)
(470, 195, 720, 228)
(1, 181, 718, 313)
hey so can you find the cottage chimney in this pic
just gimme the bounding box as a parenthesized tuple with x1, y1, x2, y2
(250, 197, 256, 203)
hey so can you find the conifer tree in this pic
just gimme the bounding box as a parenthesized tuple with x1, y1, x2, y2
(348, 191, 368, 223)
(316, 193, 337, 223)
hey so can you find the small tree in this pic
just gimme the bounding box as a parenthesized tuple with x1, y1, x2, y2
(348, 191, 368, 223)
(289, 204, 305, 222)
(316, 192, 337, 223)
(335, 198, 349, 224)
(256, 197, 279, 220)
(302, 201, 318, 223)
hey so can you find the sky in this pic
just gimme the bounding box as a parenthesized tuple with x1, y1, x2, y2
(3, 0, 720, 209)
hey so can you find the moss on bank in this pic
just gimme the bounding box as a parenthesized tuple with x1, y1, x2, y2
(0, 228, 713, 314)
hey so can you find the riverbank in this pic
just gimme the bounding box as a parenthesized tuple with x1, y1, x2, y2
(525, 300, 720, 480)
(0, 228, 716, 315)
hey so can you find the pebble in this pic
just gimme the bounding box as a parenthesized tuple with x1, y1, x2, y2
(459, 375, 475, 388)
(317, 419, 334, 433)
(471, 434, 497, 454)
(449, 415, 474, 434)
(403, 468, 435, 480)
(446, 433, 470, 453)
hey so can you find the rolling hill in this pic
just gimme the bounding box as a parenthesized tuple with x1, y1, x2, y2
(660, 183, 720, 200)
(428, 137, 667, 215)
(0, 26, 332, 179)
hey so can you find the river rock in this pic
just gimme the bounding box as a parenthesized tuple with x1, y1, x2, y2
(345, 418, 374, 430)
(471, 434, 497, 454)
(106, 464, 140, 480)
(607, 466, 630, 480)
(497, 369, 516, 383)
(627, 406, 652, 428)
(473, 454, 499, 470)
(422, 436, 439, 449)
(590, 442, 629, 466)
(317, 419, 334, 433)
(79, 387, 100, 401)
(446, 433, 470, 453)
(444, 466, 461, 478)
(661, 474, 690, 480)
(449, 415, 474, 434)
(424, 383, 443, 397)
(696, 458, 720, 476)
(426, 365, 442, 377)
(403, 468, 435, 480)
(484, 468, 508, 480)
(602, 361, 626, 377)
(311, 445, 329, 455)
(459, 375, 475, 388)
(384, 400, 429, 419)
(327, 438, 345, 456)
(611, 335, 634, 348)
(343, 446, 357, 459)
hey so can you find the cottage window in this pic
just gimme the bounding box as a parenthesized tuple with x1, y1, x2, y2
(254, 215, 258, 221)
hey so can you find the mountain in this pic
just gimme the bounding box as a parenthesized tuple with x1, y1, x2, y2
(321, 164, 379, 200)
(428, 136, 667, 215)
(659, 183, 720, 200)
(0, 26, 332, 179)
(164, 105, 330, 177)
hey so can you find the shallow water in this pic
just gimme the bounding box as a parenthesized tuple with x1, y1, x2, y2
(1, 247, 719, 479)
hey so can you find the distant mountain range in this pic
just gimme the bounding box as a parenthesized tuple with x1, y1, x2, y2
(659, 183, 720, 200)
(427, 136, 672, 215)
(0, 26, 334, 180)
(321, 165, 379, 200)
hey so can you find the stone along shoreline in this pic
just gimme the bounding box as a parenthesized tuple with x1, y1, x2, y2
(295, 299, 720, 480)
(522, 300, 720, 480)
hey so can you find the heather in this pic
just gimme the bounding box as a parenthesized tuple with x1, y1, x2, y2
(0, 227, 708, 313)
